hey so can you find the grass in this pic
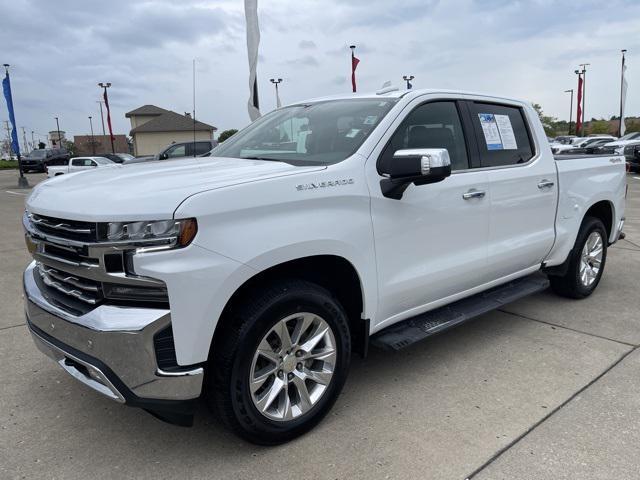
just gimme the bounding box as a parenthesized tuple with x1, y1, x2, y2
(0, 159, 19, 169)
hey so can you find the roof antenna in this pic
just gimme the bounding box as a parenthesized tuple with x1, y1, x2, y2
(376, 81, 398, 95)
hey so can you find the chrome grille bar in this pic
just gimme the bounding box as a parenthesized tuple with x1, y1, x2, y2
(30, 214, 94, 235)
(40, 265, 100, 292)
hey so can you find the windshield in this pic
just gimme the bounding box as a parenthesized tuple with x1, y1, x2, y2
(116, 153, 135, 161)
(619, 132, 640, 141)
(94, 157, 114, 165)
(210, 98, 398, 165)
(29, 150, 47, 158)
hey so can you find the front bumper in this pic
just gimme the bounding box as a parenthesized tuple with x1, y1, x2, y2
(24, 262, 204, 424)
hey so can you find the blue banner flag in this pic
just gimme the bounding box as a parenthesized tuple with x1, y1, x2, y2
(2, 71, 21, 157)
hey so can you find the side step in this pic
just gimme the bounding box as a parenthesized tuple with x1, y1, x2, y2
(371, 274, 549, 351)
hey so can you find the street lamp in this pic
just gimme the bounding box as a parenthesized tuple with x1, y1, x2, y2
(269, 78, 282, 108)
(88, 116, 96, 155)
(564, 89, 574, 135)
(98, 82, 115, 153)
(54, 116, 62, 148)
(402, 75, 414, 89)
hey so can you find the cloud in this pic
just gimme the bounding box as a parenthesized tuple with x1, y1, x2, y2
(284, 55, 320, 67)
(299, 40, 317, 50)
(1, 0, 639, 145)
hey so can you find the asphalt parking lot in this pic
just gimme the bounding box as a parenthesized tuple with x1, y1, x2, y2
(1, 169, 640, 480)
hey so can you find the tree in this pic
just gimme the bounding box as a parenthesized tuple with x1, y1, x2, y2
(587, 120, 611, 135)
(532, 103, 560, 137)
(63, 140, 77, 156)
(218, 129, 238, 142)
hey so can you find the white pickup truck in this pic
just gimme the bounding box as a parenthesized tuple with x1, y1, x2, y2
(23, 89, 626, 444)
(46, 156, 115, 177)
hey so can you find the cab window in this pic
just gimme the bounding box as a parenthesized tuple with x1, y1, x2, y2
(380, 101, 469, 172)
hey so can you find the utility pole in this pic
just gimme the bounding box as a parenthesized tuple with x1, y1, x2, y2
(21, 127, 28, 153)
(97, 100, 106, 135)
(3, 120, 13, 160)
(31, 130, 35, 150)
(88, 116, 96, 155)
(403, 75, 414, 89)
(564, 89, 574, 135)
(54, 116, 62, 148)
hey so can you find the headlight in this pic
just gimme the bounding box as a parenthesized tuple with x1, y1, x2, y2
(615, 146, 625, 155)
(102, 218, 197, 248)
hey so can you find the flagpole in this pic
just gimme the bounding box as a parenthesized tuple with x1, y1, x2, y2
(350, 45, 357, 93)
(619, 49, 627, 137)
(3, 64, 28, 187)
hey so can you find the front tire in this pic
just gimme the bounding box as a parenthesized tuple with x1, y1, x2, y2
(549, 216, 608, 299)
(207, 279, 351, 445)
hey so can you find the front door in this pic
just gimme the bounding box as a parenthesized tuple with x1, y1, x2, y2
(367, 99, 491, 329)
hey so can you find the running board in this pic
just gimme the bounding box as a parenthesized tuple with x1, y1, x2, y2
(371, 274, 549, 351)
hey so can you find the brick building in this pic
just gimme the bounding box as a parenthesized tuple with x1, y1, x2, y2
(74, 135, 129, 156)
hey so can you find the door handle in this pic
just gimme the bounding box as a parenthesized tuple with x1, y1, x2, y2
(462, 189, 486, 200)
(538, 180, 555, 189)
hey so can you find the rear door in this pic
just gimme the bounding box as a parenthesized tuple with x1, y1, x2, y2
(466, 101, 557, 280)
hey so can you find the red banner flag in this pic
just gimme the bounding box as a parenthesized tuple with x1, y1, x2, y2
(576, 74, 583, 135)
(351, 51, 360, 93)
(103, 89, 115, 141)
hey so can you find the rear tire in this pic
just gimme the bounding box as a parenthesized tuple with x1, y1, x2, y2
(207, 279, 351, 445)
(549, 216, 607, 299)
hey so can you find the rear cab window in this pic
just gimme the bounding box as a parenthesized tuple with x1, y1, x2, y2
(469, 102, 534, 167)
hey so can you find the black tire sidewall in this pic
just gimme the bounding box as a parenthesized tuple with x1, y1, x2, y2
(228, 283, 351, 444)
(569, 217, 608, 297)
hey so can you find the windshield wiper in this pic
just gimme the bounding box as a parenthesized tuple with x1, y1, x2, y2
(240, 156, 285, 162)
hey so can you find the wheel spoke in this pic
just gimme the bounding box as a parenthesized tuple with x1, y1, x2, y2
(291, 314, 314, 346)
(276, 319, 293, 353)
(281, 386, 294, 420)
(304, 347, 336, 365)
(304, 368, 332, 386)
(291, 372, 312, 411)
(255, 376, 284, 412)
(256, 338, 280, 364)
(250, 365, 277, 393)
(299, 324, 329, 353)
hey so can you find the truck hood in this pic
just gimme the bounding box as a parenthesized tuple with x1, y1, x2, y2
(26, 157, 324, 221)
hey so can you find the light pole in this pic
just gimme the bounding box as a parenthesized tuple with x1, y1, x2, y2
(54, 116, 62, 148)
(619, 49, 627, 137)
(98, 82, 114, 153)
(402, 75, 414, 89)
(564, 89, 574, 135)
(97, 100, 106, 135)
(88, 116, 96, 155)
(269, 78, 282, 108)
(578, 63, 589, 133)
(31, 130, 35, 150)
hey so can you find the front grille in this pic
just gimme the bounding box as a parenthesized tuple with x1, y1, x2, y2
(30, 214, 97, 242)
(37, 263, 103, 305)
(154, 326, 179, 370)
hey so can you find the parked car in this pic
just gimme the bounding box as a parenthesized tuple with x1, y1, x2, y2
(46, 156, 116, 177)
(96, 153, 136, 164)
(550, 135, 577, 145)
(23, 89, 626, 444)
(564, 138, 615, 155)
(603, 131, 640, 154)
(21, 148, 69, 172)
(129, 140, 217, 164)
(551, 136, 615, 154)
(624, 141, 640, 172)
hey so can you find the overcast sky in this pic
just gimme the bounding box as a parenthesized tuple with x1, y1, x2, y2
(1, 0, 639, 146)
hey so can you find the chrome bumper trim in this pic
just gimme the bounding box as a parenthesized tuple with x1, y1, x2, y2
(24, 261, 203, 402)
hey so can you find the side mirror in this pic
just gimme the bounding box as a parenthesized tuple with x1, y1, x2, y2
(380, 148, 452, 199)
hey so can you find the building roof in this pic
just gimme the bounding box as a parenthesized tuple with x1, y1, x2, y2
(129, 110, 216, 134)
(125, 105, 170, 118)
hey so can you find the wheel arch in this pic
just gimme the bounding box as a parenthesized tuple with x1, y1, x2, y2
(585, 199, 614, 242)
(211, 255, 370, 359)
